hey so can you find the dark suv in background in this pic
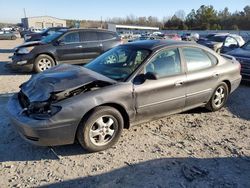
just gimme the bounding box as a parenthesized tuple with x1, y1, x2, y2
(24, 27, 68, 42)
(9, 29, 122, 72)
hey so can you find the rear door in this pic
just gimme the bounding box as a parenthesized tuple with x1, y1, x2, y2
(180, 47, 219, 109)
(98, 31, 120, 52)
(56, 31, 84, 64)
(80, 31, 102, 63)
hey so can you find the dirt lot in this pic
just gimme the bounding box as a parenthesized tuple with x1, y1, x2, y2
(0, 39, 249, 188)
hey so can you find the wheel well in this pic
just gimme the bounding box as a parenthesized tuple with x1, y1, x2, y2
(99, 103, 130, 129)
(222, 80, 231, 93)
(36, 53, 57, 65)
(80, 103, 130, 130)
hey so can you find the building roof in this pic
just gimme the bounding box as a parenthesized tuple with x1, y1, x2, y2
(108, 23, 159, 30)
(22, 16, 65, 21)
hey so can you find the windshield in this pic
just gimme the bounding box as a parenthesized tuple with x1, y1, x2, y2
(85, 46, 151, 81)
(209, 36, 226, 42)
(242, 41, 250, 50)
(41, 31, 63, 43)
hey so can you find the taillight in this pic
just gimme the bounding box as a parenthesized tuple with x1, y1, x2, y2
(238, 62, 241, 71)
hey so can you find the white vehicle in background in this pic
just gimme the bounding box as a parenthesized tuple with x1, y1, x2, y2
(30, 28, 44, 33)
(2, 27, 13, 31)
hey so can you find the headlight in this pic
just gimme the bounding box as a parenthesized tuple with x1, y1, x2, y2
(27, 102, 62, 120)
(25, 35, 31, 40)
(17, 46, 34, 54)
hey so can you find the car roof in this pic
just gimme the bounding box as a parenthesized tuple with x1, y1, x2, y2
(122, 40, 197, 51)
(67, 28, 116, 33)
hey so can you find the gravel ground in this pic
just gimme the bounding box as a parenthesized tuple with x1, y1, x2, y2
(0, 39, 249, 188)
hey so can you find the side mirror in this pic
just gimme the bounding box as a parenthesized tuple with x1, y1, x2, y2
(145, 72, 158, 80)
(133, 72, 158, 85)
(55, 40, 65, 46)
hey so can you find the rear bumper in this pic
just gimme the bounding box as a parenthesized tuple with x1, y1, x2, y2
(231, 76, 242, 93)
(7, 94, 78, 146)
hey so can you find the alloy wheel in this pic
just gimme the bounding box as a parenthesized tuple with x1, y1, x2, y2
(213, 86, 225, 108)
(38, 58, 52, 71)
(89, 115, 116, 146)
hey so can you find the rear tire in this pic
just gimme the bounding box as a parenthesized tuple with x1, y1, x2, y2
(77, 106, 124, 152)
(206, 83, 229, 111)
(11, 36, 16, 40)
(33, 54, 55, 73)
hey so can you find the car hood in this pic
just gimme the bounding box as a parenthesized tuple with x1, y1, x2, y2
(227, 48, 250, 59)
(16, 41, 45, 49)
(20, 64, 117, 102)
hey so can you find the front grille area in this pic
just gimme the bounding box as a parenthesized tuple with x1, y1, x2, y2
(18, 91, 30, 108)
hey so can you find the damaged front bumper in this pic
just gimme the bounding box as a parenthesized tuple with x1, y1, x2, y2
(7, 53, 35, 72)
(7, 94, 79, 146)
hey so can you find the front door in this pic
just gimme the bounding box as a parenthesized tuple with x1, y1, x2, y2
(56, 31, 85, 64)
(133, 48, 186, 123)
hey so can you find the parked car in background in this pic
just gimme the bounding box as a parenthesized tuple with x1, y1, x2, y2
(20, 28, 43, 38)
(24, 27, 68, 42)
(181, 33, 199, 41)
(226, 40, 250, 81)
(164, 33, 181, 41)
(0, 31, 17, 40)
(197, 33, 245, 53)
(128, 35, 163, 42)
(8, 29, 121, 72)
(7, 40, 241, 152)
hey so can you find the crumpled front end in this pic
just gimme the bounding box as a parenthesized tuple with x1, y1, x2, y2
(7, 93, 79, 146)
(7, 64, 116, 146)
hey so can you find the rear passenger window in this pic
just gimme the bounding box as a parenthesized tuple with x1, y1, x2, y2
(182, 48, 215, 72)
(99, 32, 116, 40)
(61, 32, 80, 43)
(82, 32, 98, 42)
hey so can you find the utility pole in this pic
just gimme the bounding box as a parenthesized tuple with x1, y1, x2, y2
(23, 8, 27, 18)
(101, 16, 103, 29)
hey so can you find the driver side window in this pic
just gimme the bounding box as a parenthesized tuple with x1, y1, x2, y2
(61, 32, 80, 43)
(145, 48, 181, 78)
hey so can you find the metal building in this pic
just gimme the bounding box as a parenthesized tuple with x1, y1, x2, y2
(21, 16, 66, 29)
(108, 23, 159, 32)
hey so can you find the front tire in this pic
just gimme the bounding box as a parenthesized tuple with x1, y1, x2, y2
(77, 106, 124, 152)
(33, 54, 55, 73)
(206, 83, 229, 111)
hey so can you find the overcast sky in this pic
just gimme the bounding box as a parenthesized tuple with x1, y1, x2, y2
(0, 0, 249, 23)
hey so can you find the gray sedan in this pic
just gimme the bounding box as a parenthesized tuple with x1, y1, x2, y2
(0, 31, 17, 40)
(7, 40, 241, 152)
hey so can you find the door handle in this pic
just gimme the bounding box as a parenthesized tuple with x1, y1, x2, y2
(213, 72, 219, 77)
(175, 80, 184, 86)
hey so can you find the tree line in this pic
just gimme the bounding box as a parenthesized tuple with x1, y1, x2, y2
(165, 5, 250, 30)
(66, 5, 250, 30)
